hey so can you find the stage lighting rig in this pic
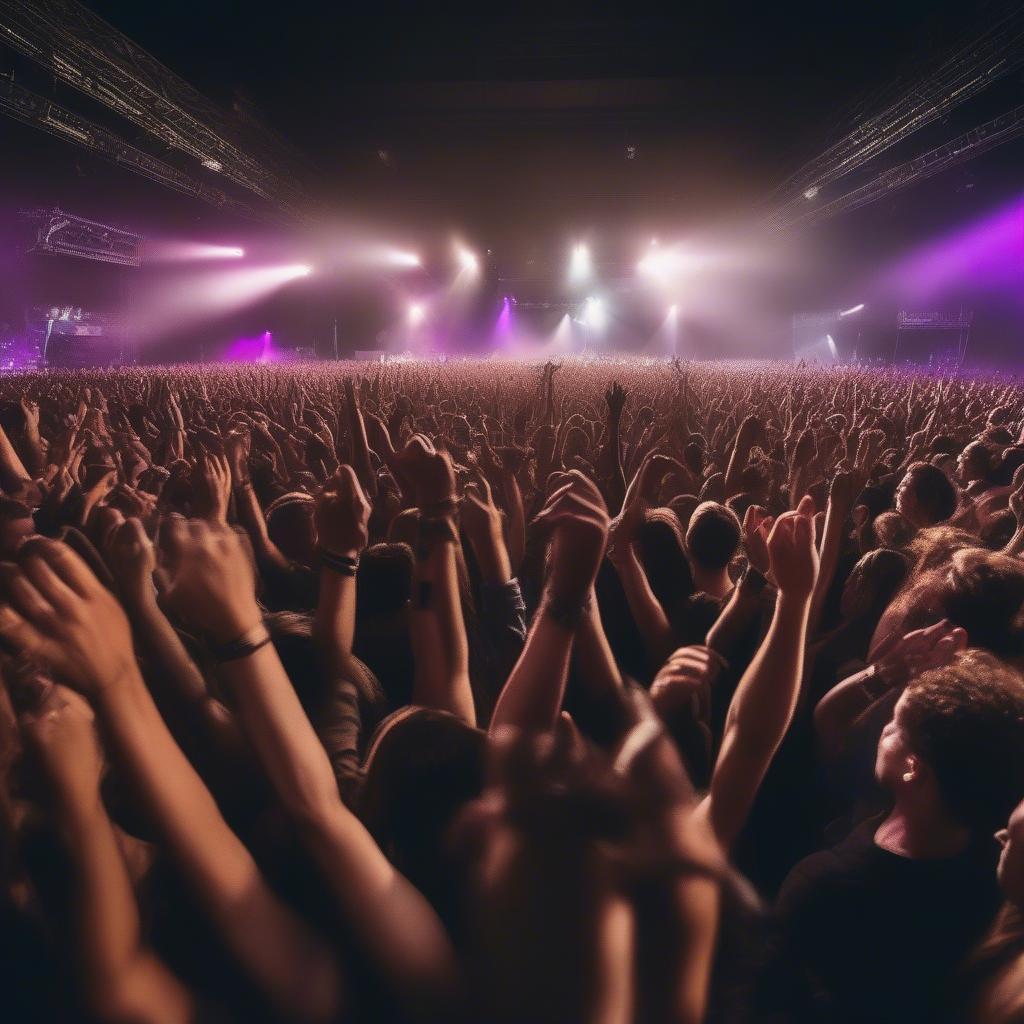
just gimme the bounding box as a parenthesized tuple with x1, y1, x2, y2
(0, 0, 310, 220)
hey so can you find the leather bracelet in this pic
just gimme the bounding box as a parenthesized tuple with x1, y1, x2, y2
(540, 591, 593, 631)
(319, 548, 359, 577)
(416, 515, 458, 560)
(209, 622, 272, 663)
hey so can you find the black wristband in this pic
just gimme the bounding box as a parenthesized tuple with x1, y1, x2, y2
(319, 548, 359, 576)
(416, 515, 458, 559)
(210, 623, 272, 663)
(540, 591, 593, 630)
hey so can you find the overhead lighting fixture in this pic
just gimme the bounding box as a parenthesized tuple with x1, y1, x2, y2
(387, 250, 421, 268)
(839, 302, 865, 317)
(202, 158, 223, 172)
(803, 186, 820, 200)
(408, 302, 425, 326)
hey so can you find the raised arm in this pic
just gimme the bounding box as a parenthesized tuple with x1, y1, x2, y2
(344, 376, 378, 499)
(312, 465, 370, 670)
(696, 496, 819, 849)
(0, 538, 343, 1024)
(397, 436, 475, 724)
(490, 472, 610, 736)
(159, 520, 462, 1022)
(18, 684, 194, 1024)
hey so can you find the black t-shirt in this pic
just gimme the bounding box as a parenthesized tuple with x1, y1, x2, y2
(766, 817, 1002, 1024)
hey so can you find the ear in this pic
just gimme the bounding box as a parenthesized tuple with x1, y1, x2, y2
(901, 754, 920, 784)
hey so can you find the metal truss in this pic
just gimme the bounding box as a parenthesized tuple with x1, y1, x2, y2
(776, 101, 1024, 230)
(764, 3, 1024, 229)
(21, 206, 143, 266)
(0, 74, 277, 223)
(0, 0, 308, 218)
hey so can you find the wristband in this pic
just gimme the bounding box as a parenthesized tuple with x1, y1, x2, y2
(540, 591, 593, 631)
(416, 515, 458, 559)
(319, 548, 359, 577)
(209, 622, 272, 663)
(420, 497, 459, 518)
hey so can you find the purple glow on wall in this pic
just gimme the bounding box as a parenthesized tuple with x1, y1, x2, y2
(878, 195, 1024, 305)
(223, 330, 275, 362)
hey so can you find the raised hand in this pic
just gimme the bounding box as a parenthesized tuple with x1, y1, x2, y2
(534, 471, 610, 605)
(104, 517, 157, 605)
(0, 538, 138, 696)
(314, 465, 371, 557)
(742, 505, 774, 575)
(650, 645, 725, 719)
(875, 619, 967, 689)
(604, 381, 627, 420)
(767, 495, 819, 601)
(160, 519, 261, 643)
(394, 434, 456, 510)
(195, 451, 231, 525)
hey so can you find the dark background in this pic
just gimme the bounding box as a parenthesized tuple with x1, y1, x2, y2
(0, 0, 1022, 361)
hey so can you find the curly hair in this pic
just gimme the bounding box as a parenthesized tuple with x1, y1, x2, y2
(902, 650, 1024, 834)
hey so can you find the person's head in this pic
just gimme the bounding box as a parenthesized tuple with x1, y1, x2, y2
(896, 461, 958, 528)
(0, 498, 34, 559)
(996, 798, 1024, 906)
(685, 501, 741, 573)
(636, 509, 695, 606)
(908, 525, 977, 574)
(876, 651, 1024, 838)
(938, 549, 1024, 659)
(360, 706, 487, 929)
(873, 510, 915, 550)
(667, 493, 700, 533)
(683, 442, 704, 476)
(265, 492, 316, 567)
(957, 441, 997, 485)
(839, 548, 910, 621)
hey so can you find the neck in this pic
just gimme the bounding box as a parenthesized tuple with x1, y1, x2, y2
(875, 798, 972, 859)
(692, 566, 732, 600)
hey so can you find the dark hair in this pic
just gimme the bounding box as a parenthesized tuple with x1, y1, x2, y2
(359, 707, 487, 930)
(636, 509, 695, 607)
(939, 549, 1024, 658)
(902, 650, 1024, 834)
(686, 501, 741, 570)
(905, 462, 958, 524)
(873, 510, 915, 550)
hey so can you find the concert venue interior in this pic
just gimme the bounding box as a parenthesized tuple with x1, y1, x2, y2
(5, 4, 1024, 1024)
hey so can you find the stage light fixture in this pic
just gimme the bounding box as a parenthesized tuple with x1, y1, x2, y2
(296, 265, 313, 276)
(803, 186, 820, 200)
(839, 303, 865, 317)
(202, 158, 223, 172)
(408, 303, 425, 326)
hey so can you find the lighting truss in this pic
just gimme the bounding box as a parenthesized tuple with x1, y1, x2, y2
(21, 207, 143, 267)
(776, 101, 1024, 230)
(0, 0, 308, 219)
(0, 74, 276, 223)
(764, 3, 1024, 229)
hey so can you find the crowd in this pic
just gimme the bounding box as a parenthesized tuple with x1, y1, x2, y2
(1, 356, 1024, 1022)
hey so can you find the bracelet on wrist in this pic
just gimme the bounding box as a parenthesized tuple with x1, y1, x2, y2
(416, 515, 459, 559)
(318, 547, 359, 577)
(209, 622, 272, 663)
(420, 497, 459, 518)
(540, 590, 593, 631)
